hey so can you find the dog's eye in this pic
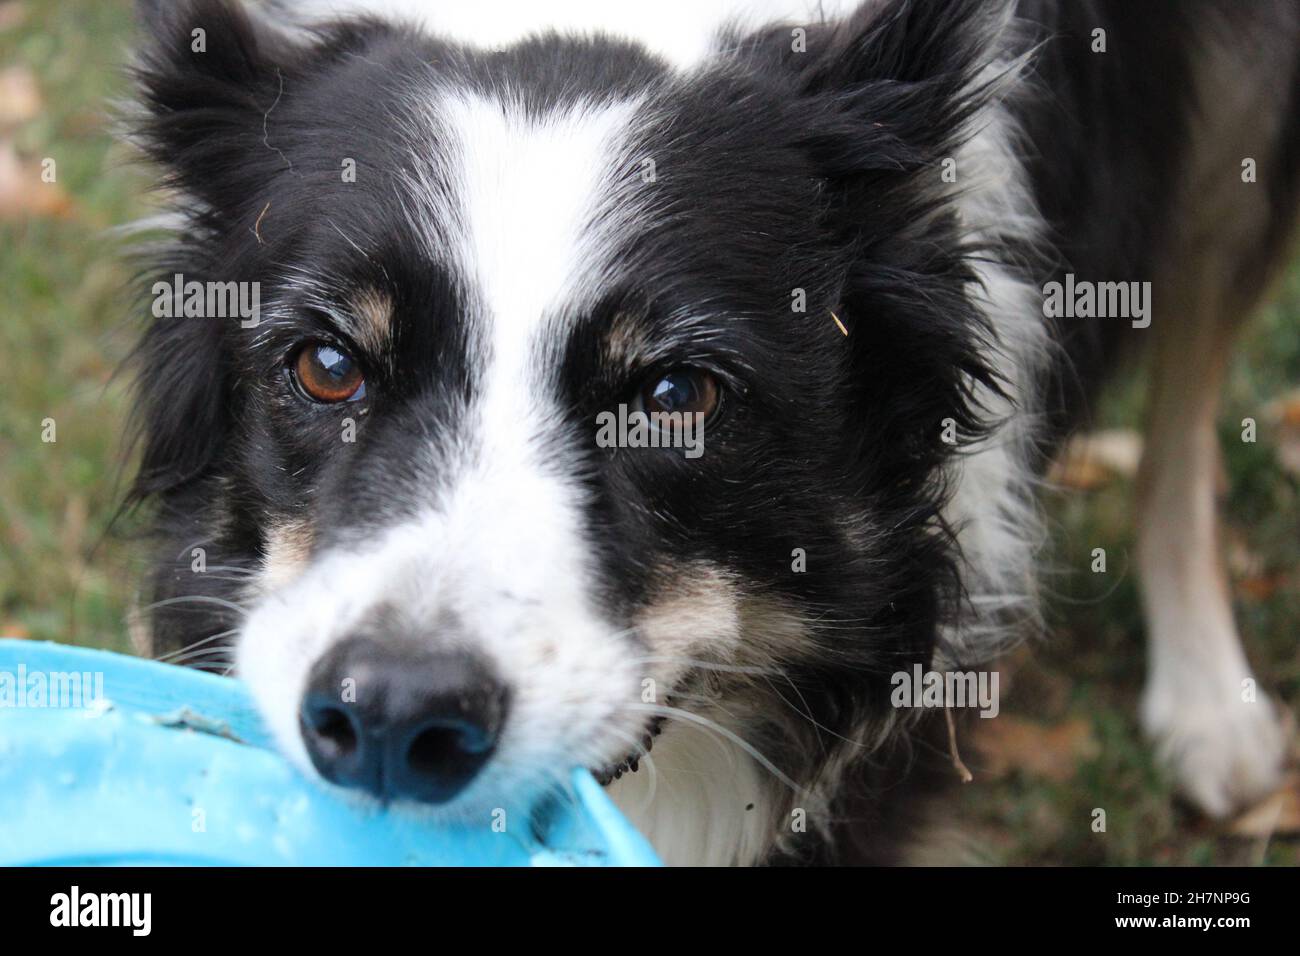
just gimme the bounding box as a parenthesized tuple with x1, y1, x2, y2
(638, 368, 719, 419)
(292, 343, 366, 404)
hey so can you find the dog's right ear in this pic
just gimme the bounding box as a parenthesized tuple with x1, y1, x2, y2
(125, 0, 299, 504)
(131, 0, 300, 207)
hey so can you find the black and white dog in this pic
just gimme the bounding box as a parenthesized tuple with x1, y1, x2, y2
(125, 0, 1300, 864)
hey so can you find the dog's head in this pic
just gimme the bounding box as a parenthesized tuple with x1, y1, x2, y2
(128, 0, 1019, 860)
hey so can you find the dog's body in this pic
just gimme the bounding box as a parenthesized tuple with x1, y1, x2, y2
(127, 0, 1300, 864)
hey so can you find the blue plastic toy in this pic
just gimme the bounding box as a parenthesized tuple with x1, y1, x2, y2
(0, 639, 660, 866)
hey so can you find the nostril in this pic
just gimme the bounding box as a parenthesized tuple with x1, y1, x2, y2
(299, 692, 376, 794)
(407, 722, 480, 776)
(399, 703, 503, 794)
(304, 703, 359, 761)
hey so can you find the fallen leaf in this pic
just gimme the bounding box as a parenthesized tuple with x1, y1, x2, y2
(1047, 429, 1143, 491)
(1238, 573, 1288, 602)
(1266, 389, 1300, 427)
(1226, 527, 1284, 600)
(0, 3, 26, 34)
(0, 138, 74, 219)
(1264, 390, 1300, 478)
(973, 715, 1100, 782)
(0, 65, 40, 128)
(0, 620, 30, 639)
(1228, 771, 1300, 838)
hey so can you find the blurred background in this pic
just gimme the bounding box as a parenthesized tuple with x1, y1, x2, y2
(1, 0, 1298, 864)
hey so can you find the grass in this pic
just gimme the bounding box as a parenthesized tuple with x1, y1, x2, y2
(1, 0, 1297, 864)
(0, 0, 144, 653)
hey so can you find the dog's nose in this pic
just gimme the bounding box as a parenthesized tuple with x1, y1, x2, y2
(298, 637, 508, 803)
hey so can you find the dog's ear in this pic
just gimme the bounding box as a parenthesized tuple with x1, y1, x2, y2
(789, 0, 1008, 176)
(131, 0, 301, 207)
(125, 0, 297, 503)
(736, 0, 1014, 467)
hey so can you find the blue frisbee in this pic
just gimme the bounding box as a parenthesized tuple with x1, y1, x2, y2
(0, 639, 659, 866)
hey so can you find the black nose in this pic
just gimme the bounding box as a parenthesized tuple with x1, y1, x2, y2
(299, 637, 508, 803)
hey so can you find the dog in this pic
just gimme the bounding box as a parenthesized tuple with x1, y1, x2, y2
(124, 0, 1300, 865)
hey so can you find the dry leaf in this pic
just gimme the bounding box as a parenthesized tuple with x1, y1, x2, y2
(1238, 574, 1287, 602)
(1264, 390, 1300, 478)
(0, 621, 30, 639)
(1228, 771, 1300, 838)
(0, 3, 26, 34)
(1266, 389, 1300, 428)
(0, 138, 74, 219)
(1227, 527, 1266, 580)
(1226, 528, 1285, 600)
(0, 65, 40, 128)
(1047, 429, 1143, 491)
(974, 715, 1099, 782)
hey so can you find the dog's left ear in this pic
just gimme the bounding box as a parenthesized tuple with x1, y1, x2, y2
(734, 0, 1015, 454)
(740, 0, 1011, 189)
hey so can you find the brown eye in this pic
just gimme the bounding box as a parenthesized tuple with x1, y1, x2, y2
(293, 343, 366, 403)
(638, 368, 720, 420)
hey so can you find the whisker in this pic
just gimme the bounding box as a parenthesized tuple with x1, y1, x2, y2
(140, 595, 250, 617)
(179, 574, 265, 585)
(153, 629, 240, 662)
(183, 659, 235, 674)
(196, 565, 262, 577)
(630, 655, 780, 677)
(164, 647, 237, 667)
(622, 703, 803, 795)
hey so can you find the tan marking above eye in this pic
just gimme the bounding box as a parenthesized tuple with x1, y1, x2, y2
(349, 289, 394, 355)
(605, 312, 654, 368)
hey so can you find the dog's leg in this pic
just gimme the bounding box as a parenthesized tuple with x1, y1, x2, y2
(1130, 7, 1300, 819)
(1135, 270, 1289, 818)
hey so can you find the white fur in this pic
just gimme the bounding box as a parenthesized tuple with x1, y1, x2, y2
(602, 567, 798, 866)
(435, 92, 643, 355)
(936, 39, 1050, 667)
(607, 724, 775, 867)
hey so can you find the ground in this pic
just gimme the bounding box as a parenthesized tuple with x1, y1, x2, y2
(1, 0, 1297, 864)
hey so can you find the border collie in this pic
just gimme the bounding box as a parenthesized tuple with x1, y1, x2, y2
(124, 0, 1300, 865)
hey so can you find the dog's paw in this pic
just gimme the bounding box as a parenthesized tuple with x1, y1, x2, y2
(1140, 678, 1292, 819)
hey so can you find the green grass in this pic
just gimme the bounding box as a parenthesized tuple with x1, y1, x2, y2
(1, 0, 1297, 864)
(0, 0, 143, 652)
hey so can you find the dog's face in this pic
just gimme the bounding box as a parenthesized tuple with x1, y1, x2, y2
(131, 0, 1002, 845)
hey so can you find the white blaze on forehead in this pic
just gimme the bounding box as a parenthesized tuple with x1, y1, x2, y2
(423, 92, 638, 617)
(438, 92, 638, 392)
(430, 92, 644, 558)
